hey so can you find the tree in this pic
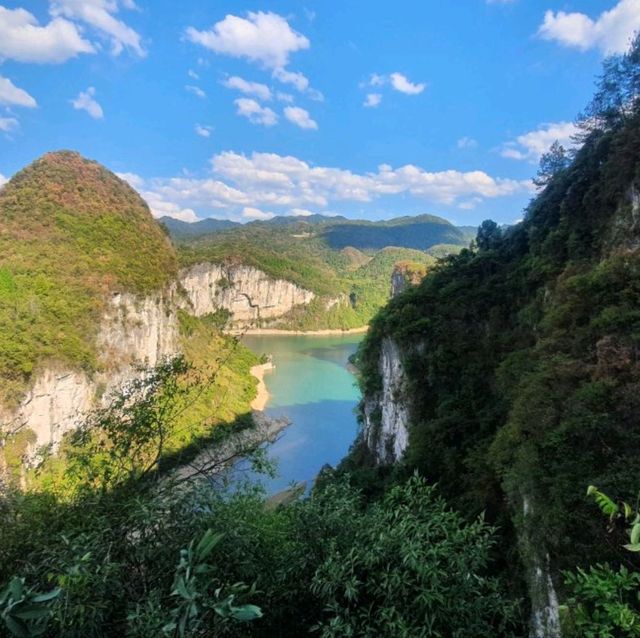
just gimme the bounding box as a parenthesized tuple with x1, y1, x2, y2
(534, 141, 570, 188)
(476, 219, 503, 251)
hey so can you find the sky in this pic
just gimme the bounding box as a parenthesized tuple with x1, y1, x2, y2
(0, 1, 639, 225)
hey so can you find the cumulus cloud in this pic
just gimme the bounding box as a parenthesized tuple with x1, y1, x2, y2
(501, 121, 579, 162)
(0, 6, 94, 63)
(186, 85, 206, 98)
(185, 11, 309, 69)
(187, 69, 199, 80)
(364, 93, 382, 108)
(276, 92, 294, 103)
(195, 124, 213, 138)
(0, 117, 19, 132)
(234, 98, 277, 126)
(457, 136, 478, 149)
(222, 76, 272, 101)
(0, 172, 7, 186)
(50, 0, 146, 57)
(114, 151, 533, 223)
(117, 171, 201, 222)
(538, 0, 640, 55)
(0, 76, 37, 107)
(284, 106, 317, 130)
(71, 86, 103, 119)
(242, 206, 274, 220)
(389, 72, 425, 95)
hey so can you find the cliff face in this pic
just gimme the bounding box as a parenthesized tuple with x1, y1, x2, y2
(362, 338, 410, 464)
(179, 262, 315, 325)
(356, 110, 640, 637)
(2, 289, 180, 453)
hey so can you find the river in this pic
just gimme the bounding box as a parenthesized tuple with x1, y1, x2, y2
(241, 333, 363, 494)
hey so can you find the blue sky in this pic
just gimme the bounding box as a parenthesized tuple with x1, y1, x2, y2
(0, 1, 638, 225)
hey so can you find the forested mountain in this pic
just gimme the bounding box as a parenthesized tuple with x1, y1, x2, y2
(173, 214, 464, 330)
(354, 34, 640, 636)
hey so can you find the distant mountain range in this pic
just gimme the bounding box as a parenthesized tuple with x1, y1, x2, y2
(159, 213, 477, 250)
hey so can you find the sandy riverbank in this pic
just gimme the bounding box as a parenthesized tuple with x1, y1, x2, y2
(233, 326, 369, 337)
(250, 362, 274, 410)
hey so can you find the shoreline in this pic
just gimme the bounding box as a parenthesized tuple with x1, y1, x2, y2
(250, 362, 273, 411)
(232, 326, 369, 337)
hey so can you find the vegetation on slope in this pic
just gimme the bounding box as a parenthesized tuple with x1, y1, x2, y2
(0, 151, 177, 407)
(355, 34, 640, 619)
(177, 219, 438, 329)
(0, 372, 522, 636)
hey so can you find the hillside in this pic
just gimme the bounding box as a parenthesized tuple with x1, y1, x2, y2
(159, 216, 241, 238)
(0, 151, 178, 407)
(174, 214, 457, 329)
(354, 46, 640, 634)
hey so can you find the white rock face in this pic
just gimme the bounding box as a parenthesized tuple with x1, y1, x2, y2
(2, 289, 181, 452)
(179, 263, 314, 324)
(362, 337, 410, 463)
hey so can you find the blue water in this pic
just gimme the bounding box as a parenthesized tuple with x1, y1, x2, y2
(242, 334, 363, 494)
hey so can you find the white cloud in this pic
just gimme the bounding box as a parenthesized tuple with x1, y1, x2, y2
(222, 76, 272, 101)
(272, 67, 308, 91)
(389, 72, 425, 95)
(364, 93, 382, 108)
(117, 171, 201, 221)
(115, 152, 532, 221)
(0, 173, 7, 186)
(71, 86, 103, 119)
(195, 124, 213, 138)
(185, 11, 309, 69)
(0, 117, 19, 132)
(0, 76, 37, 107)
(50, 0, 145, 57)
(188, 69, 199, 80)
(186, 85, 206, 98)
(538, 0, 640, 55)
(116, 171, 145, 189)
(369, 73, 386, 87)
(276, 92, 294, 102)
(289, 207, 313, 216)
(501, 121, 578, 162)
(457, 136, 478, 149)
(234, 98, 277, 126)
(242, 206, 274, 220)
(284, 106, 317, 130)
(0, 6, 94, 63)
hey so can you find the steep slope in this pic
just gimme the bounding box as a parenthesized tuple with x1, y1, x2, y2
(158, 216, 241, 238)
(0, 151, 178, 408)
(356, 92, 640, 632)
(177, 220, 438, 330)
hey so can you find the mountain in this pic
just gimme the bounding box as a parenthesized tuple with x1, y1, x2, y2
(0, 151, 178, 407)
(158, 216, 241, 238)
(321, 214, 466, 250)
(354, 76, 640, 634)
(160, 211, 473, 252)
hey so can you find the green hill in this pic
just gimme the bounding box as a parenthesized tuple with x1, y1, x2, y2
(355, 45, 640, 626)
(0, 151, 178, 407)
(164, 211, 471, 330)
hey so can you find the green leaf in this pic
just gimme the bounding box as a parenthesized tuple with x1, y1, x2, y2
(231, 604, 263, 622)
(195, 530, 224, 562)
(587, 486, 619, 517)
(623, 543, 640, 552)
(11, 604, 51, 620)
(4, 615, 29, 638)
(31, 588, 60, 604)
(631, 523, 640, 546)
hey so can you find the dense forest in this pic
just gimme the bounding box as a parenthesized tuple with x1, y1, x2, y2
(173, 214, 467, 330)
(354, 32, 640, 636)
(1, 30, 640, 638)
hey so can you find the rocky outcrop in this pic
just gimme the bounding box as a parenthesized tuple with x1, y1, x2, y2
(390, 269, 408, 297)
(179, 262, 314, 325)
(362, 338, 411, 463)
(2, 290, 180, 453)
(390, 262, 428, 298)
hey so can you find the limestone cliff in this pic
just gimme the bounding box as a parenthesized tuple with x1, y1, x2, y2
(361, 338, 410, 464)
(1, 289, 180, 453)
(179, 262, 315, 325)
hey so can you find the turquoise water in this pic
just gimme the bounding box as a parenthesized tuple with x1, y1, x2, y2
(242, 334, 363, 493)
